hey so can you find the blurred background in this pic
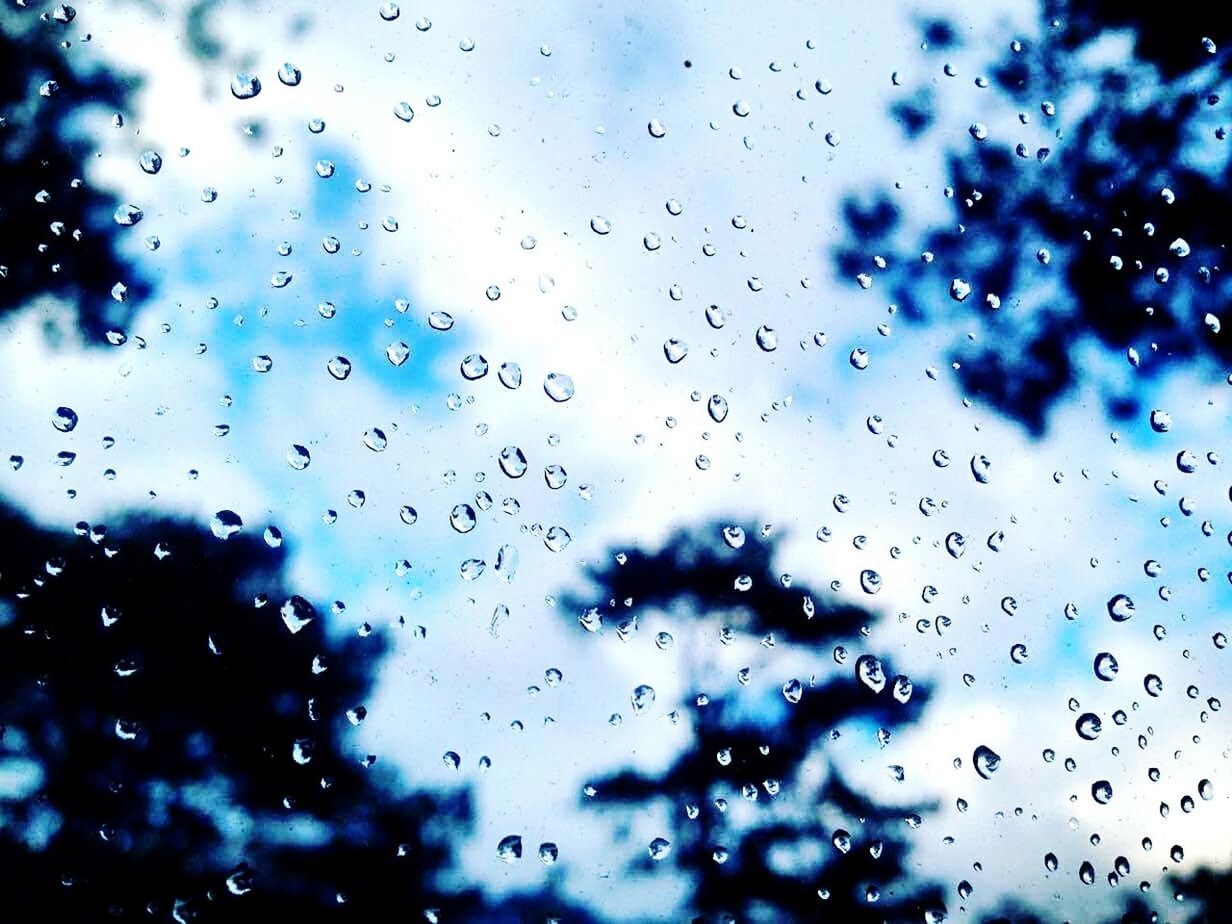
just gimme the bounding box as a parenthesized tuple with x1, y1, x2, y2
(0, 1, 1228, 921)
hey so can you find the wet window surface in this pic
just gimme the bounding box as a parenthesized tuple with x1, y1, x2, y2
(0, 2, 1228, 922)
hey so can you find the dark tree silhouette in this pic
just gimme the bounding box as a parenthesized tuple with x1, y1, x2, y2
(0, 507, 490, 920)
(0, 6, 149, 336)
(836, 1, 1230, 433)
(563, 523, 946, 923)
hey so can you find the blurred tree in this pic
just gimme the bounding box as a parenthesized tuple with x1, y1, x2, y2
(563, 523, 946, 923)
(836, 1, 1230, 433)
(0, 507, 490, 920)
(0, 5, 149, 337)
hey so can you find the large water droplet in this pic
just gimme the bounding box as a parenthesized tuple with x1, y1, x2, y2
(497, 835, 523, 862)
(280, 596, 315, 634)
(460, 354, 489, 380)
(855, 654, 886, 693)
(1075, 712, 1102, 740)
(230, 73, 261, 99)
(113, 204, 143, 226)
(450, 504, 477, 533)
(782, 679, 803, 703)
(1107, 594, 1135, 621)
(52, 406, 78, 432)
(970, 454, 992, 484)
(386, 341, 410, 366)
(755, 325, 778, 351)
(209, 510, 243, 540)
(544, 526, 572, 552)
(663, 338, 689, 363)
(498, 362, 522, 388)
(973, 745, 1001, 779)
(327, 356, 353, 380)
(544, 373, 575, 402)
(1093, 652, 1119, 681)
(498, 445, 528, 478)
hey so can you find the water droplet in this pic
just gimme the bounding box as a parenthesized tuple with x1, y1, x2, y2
(1107, 594, 1135, 622)
(849, 348, 870, 370)
(663, 338, 689, 363)
(590, 216, 611, 235)
(450, 504, 477, 533)
(782, 679, 803, 703)
(648, 837, 672, 860)
(859, 569, 882, 594)
(139, 150, 162, 174)
(708, 395, 729, 423)
(945, 532, 966, 558)
(497, 835, 523, 863)
(52, 406, 78, 432)
(544, 526, 571, 552)
(327, 356, 353, 380)
(386, 341, 411, 366)
(280, 596, 315, 634)
(209, 510, 243, 540)
(361, 428, 388, 453)
(892, 675, 913, 703)
(647, 117, 667, 138)
(230, 73, 261, 99)
(498, 445, 528, 478)
(1075, 713, 1102, 740)
(287, 444, 311, 470)
(1094, 652, 1119, 681)
(498, 362, 523, 389)
(1149, 409, 1173, 432)
(278, 62, 302, 86)
(631, 684, 656, 714)
(950, 278, 972, 302)
(394, 101, 415, 122)
(855, 654, 886, 693)
(113, 204, 143, 226)
(1092, 780, 1114, 804)
(970, 454, 992, 484)
(544, 373, 575, 402)
(755, 325, 778, 351)
(460, 354, 489, 380)
(973, 745, 1001, 779)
